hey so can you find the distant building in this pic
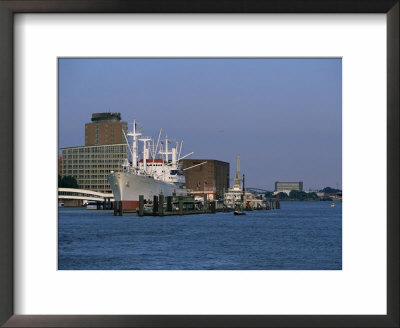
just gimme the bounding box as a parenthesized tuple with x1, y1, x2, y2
(275, 181, 303, 194)
(61, 144, 127, 193)
(58, 155, 63, 176)
(181, 159, 229, 200)
(61, 112, 129, 193)
(85, 112, 128, 146)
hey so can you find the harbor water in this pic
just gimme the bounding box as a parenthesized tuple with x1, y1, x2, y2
(58, 201, 342, 270)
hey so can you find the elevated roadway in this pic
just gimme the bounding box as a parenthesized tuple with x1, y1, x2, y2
(58, 188, 114, 202)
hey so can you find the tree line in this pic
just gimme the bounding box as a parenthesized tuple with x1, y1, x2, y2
(58, 175, 79, 188)
(263, 186, 341, 201)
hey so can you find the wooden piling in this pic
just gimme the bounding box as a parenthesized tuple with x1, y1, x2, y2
(276, 199, 280, 209)
(158, 194, 164, 216)
(210, 201, 216, 213)
(178, 196, 183, 215)
(113, 201, 118, 216)
(153, 196, 158, 216)
(167, 196, 172, 212)
(118, 201, 123, 216)
(138, 195, 144, 216)
(270, 199, 274, 209)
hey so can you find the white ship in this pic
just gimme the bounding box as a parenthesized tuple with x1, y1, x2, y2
(108, 120, 201, 211)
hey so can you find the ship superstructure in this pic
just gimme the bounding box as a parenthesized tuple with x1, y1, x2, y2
(108, 120, 194, 211)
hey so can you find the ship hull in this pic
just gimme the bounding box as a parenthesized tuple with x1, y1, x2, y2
(108, 172, 186, 211)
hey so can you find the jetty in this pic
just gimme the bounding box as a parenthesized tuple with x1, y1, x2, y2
(113, 193, 280, 216)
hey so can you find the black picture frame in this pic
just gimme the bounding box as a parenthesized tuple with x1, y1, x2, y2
(0, 1, 398, 327)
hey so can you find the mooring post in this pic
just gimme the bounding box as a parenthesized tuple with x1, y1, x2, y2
(138, 195, 144, 216)
(210, 201, 216, 213)
(118, 201, 123, 216)
(276, 198, 280, 209)
(270, 198, 274, 209)
(158, 194, 164, 216)
(113, 201, 117, 216)
(178, 196, 183, 215)
(167, 196, 172, 212)
(153, 196, 158, 216)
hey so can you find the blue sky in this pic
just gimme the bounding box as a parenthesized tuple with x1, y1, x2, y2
(59, 58, 342, 191)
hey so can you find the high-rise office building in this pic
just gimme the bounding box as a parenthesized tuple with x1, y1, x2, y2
(85, 112, 128, 146)
(61, 112, 128, 193)
(61, 144, 127, 193)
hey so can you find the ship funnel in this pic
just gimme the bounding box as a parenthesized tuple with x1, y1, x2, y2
(172, 147, 177, 164)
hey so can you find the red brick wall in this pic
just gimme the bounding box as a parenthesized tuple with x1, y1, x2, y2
(85, 121, 127, 146)
(181, 159, 229, 199)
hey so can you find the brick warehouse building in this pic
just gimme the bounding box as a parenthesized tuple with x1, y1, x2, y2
(181, 159, 229, 200)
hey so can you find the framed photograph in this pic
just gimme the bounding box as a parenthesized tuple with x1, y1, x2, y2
(0, 1, 398, 327)
(57, 57, 343, 271)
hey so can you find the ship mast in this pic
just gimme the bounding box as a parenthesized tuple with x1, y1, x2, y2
(159, 135, 173, 163)
(127, 120, 142, 170)
(139, 137, 151, 174)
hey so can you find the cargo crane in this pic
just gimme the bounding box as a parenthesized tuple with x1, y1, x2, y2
(233, 154, 241, 190)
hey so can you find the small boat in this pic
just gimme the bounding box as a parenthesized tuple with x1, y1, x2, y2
(86, 200, 98, 210)
(331, 203, 336, 208)
(234, 210, 246, 215)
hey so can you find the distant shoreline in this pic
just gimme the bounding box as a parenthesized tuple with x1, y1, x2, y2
(278, 199, 342, 202)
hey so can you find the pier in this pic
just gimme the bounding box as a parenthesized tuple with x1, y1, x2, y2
(113, 194, 280, 216)
(126, 194, 217, 216)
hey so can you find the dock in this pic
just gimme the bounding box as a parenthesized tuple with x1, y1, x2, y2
(113, 194, 280, 216)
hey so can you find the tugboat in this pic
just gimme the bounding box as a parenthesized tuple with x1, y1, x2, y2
(233, 203, 245, 216)
(232, 172, 248, 216)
